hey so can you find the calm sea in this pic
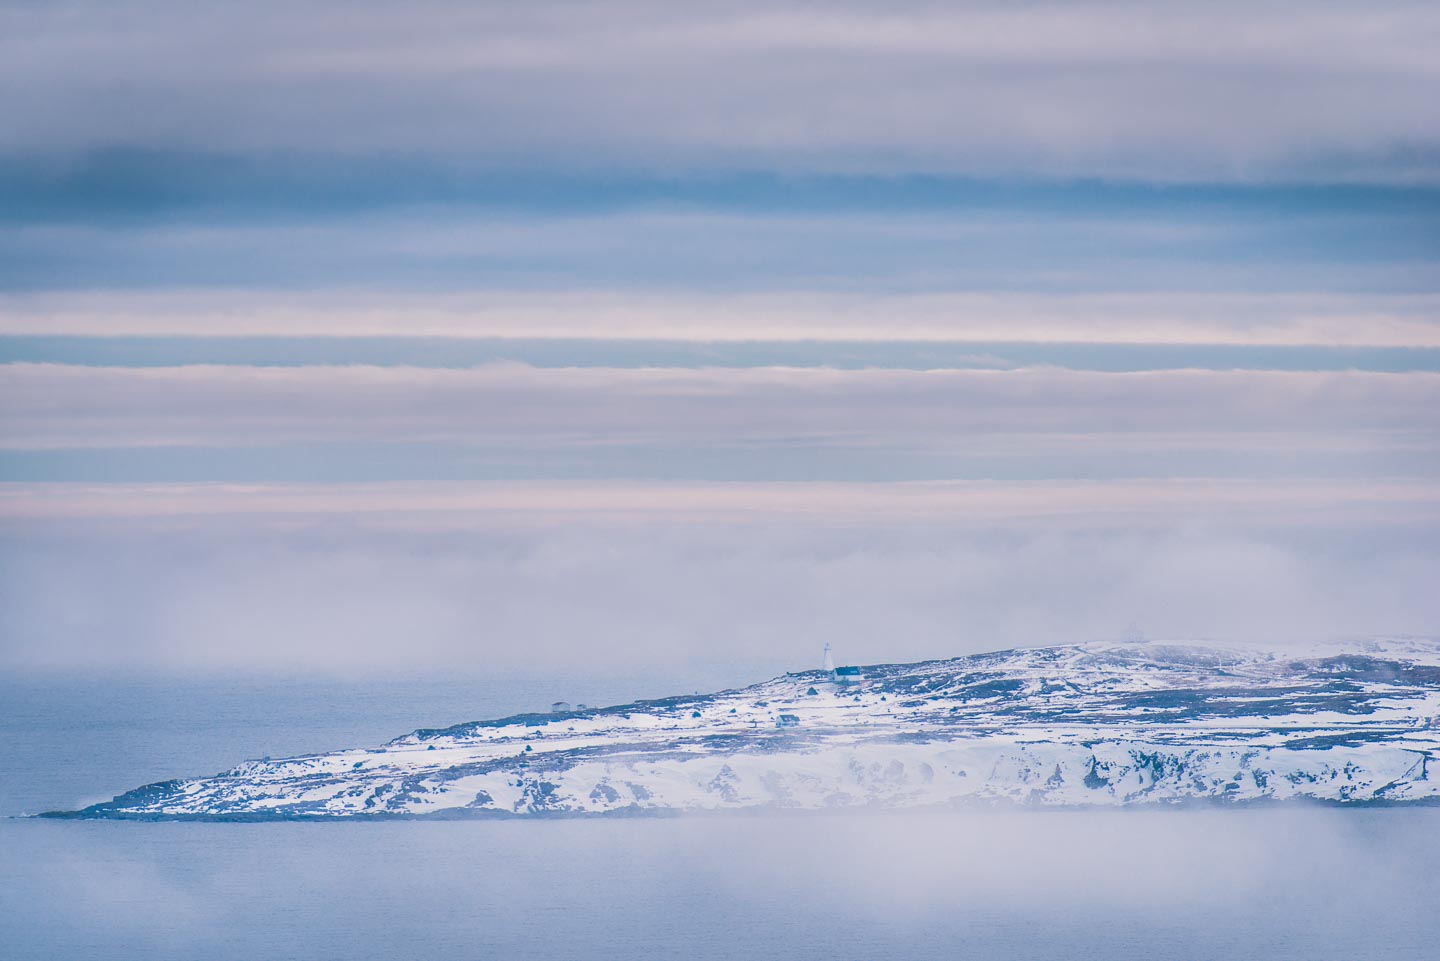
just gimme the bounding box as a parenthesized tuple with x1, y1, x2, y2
(3, 676, 1437, 961)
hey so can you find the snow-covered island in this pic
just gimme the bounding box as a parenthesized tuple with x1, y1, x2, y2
(48, 638, 1440, 819)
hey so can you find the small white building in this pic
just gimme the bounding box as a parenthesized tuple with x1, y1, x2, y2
(550, 701, 572, 713)
(776, 714, 801, 728)
(823, 643, 865, 685)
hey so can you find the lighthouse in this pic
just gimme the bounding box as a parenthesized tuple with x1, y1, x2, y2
(822, 642, 836, 674)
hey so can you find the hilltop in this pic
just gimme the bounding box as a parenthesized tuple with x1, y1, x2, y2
(51, 638, 1440, 819)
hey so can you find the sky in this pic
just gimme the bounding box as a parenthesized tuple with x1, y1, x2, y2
(1, 0, 1437, 681)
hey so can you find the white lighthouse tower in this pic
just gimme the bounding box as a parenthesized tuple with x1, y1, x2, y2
(822, 642, 836, 674)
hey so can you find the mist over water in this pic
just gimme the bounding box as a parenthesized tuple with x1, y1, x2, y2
(4, 810, 1436, 961)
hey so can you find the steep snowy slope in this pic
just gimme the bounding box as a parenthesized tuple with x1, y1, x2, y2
(52, 638, 1440, 818)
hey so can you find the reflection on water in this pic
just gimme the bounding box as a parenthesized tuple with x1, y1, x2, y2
(3, 810, 1437, 961)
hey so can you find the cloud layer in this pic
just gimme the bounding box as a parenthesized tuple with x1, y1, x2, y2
(6, 1, 1440, 180)
(1, 1, 1435, 678)
(6, 290, 1440, 344)
(3, 363, 1435, 455)
(3, 480, 1435, 674)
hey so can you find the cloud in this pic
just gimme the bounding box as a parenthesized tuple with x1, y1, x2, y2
(3, 1, 1439, 181)
(1, 364, 1435, 457)
(2, 482, 1436, 674)
(0, 2, 1435, 686)
(5, 289, 1440, 344)
(8, 812, 1436, 958)
(5, 478, 1436, 525)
